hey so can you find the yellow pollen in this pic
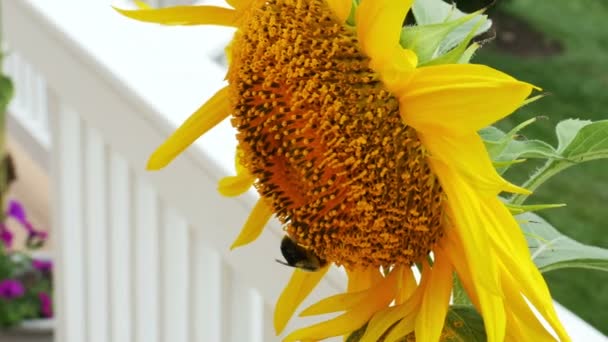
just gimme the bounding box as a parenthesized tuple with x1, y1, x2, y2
(228, 0, 445, 268)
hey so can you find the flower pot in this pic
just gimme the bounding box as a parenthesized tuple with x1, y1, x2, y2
(0, 319, 53, 342)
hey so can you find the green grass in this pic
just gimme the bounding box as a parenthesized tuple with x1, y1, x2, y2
(473, 0, 608, 335)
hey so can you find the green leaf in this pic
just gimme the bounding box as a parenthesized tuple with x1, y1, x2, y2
(412, 0, 458, 26)
(438, 14, 490, 57)
(345, 306, 486, 342)
(406, 0, 490, 64)
(443, 306, 486, 342)
(498, 139, 561, 161)
(555, 119, 592, 153)
(401, 12, 481, 64)
(509, 119, 608, 205)
(518, 212, 608, 273)
(0, 74, 13, 115)
(452, 274, 472, 305)
(505, 202, 565, 215)
(559, 119, 608, 161)
(457, 42, 480, 64)
(481, 118, 536, 157)
(494, 140, 561, 175)
(411, 0, 491, 52)
(423, 17, 486, 66)
(479, 125, 506, 141)
(346, 0, 358, 26)
(481, 118, 562, 174)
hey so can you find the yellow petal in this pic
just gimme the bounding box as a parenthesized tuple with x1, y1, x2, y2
(495, 248, 569, 340)
(399, 64, 534, 134)
(482, 197, 533, 265)
(428, 159, 500, 294)
(225, 0, 252, 10)
(476, 286, 507, 342)
(356, 0, 413, 60)
(299, 289, 369, 316)
(285, 301, 385, 341)
(347, 267, 383, 292)
(285, 267, 400, 341)
(147, 87, 231, 170)
(506, 311, 557, 342)
(356, 0, 417, 92)
(437, 241, 481, 307)
(365, 305, 416, 342)
(218, 173, 255, 197)
(301, 267, 396, 316)
(521, 269, 569, 341)
(234, 146, 248, 174)
(134, 0, 152, 9)
(114, 5, 238, 27)
(274, 266, 330, 334)
(442, 229, 506, 342)
(362, 266, 427, 342)
(326, 0, 352, 23)
(395, 267, 417, 305)
(482, 200, 569, 340)
(502, 271, 558, 341)
(415, 249, 453, 342)
(384, 316, 416, 342)
(420, 132, 530, 195)
(218, 147, 255, 197)
(230, 198, 273, 249)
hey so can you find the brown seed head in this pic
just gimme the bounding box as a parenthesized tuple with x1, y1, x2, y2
(228, 0, 445, 268)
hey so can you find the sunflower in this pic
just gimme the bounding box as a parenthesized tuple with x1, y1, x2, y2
(117, 0, 570, 341)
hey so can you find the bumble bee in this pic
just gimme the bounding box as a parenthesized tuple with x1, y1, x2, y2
(276, 235, 327, 272)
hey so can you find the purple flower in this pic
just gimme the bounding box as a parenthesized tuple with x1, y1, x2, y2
(7, 200, 26, 223)
(38, 292, 53, 318)
(6, 199, 49, 247)
(0, 225, 13, 249)
(0, 279, 25, 299)
(32, 259, 53, 273)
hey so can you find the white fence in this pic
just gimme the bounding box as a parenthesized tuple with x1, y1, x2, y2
(2, 0, 344, 341)
(2, 0, 606, 341)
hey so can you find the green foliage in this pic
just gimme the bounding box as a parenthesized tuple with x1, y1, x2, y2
(441, 306, 486, 342)
(483, 119, 608, 204)
(505, 119, 608, 205)
(482, 117, 608, 275)
(0, 75, 13, 117)
(505, 202, 565, 215)
(481, 117, 563, 174)
(0, 247, 52, 328)
(406, 0, 491, 64)
(518, 212, 608, 273)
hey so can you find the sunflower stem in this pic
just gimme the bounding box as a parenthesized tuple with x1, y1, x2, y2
(452, 273, 472, 306)
(508, 159, 571, 206)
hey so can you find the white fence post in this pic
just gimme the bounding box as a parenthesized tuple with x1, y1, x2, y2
(48, 92, 86, 342)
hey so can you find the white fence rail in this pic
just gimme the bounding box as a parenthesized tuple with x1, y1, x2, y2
(2, 0, 606, 341)
(4, 51, 50, 169)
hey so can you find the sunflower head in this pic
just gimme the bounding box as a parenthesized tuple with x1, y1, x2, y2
(117, 1, 570, 341)
(228, 0, 445, 268)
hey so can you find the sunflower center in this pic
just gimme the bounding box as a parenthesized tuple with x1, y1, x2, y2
(228, 0, 445, 268)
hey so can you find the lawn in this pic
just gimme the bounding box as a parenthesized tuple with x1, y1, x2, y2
(470, 0, 608, 335)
